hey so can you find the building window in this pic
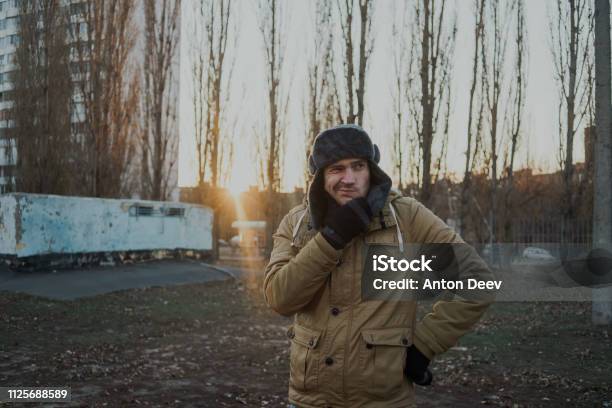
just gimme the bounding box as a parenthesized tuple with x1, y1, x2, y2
(0, 108, 13, 120)
(7, 16, 19, 30)
(70, 3, 85, 16)
(128, 205, 186, 218)
(163, 207, 185, 217)
(71, 121, 87, 134)
(0, 70, 13, 85)
(0, 164, 14, 178)
(0, 126, 11, 138)
(0, 53, 13, 66)
(0, 90, 13, 102)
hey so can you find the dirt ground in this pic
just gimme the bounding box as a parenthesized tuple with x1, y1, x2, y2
(0, 261, 611, 407)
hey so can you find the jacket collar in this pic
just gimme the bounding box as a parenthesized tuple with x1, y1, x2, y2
(366, 188, 401, 233)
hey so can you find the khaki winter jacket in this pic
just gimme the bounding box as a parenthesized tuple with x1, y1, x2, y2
(264, 190, 493, 408)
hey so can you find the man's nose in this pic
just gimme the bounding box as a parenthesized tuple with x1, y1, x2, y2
(341, 168, 356, 184)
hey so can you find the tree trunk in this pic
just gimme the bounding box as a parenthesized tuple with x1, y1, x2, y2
(461, 0, 485, 236)
(419, 0, 433, 207)
(592, 0, 612, 325)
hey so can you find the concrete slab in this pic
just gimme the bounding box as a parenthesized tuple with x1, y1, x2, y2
(0, 260, 234, 300)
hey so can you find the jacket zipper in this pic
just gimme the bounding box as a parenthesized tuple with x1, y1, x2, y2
(341, 236, 364, 406)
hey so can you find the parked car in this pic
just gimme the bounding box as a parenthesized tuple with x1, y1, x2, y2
(229, 235, 241, 248)
(522, 247, 555, 261)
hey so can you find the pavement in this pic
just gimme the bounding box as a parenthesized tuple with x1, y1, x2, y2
(0, 259, 239, 300)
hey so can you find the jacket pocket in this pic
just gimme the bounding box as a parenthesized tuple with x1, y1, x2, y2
(287, 323, 321, 392)
(359, 327, 412, 398)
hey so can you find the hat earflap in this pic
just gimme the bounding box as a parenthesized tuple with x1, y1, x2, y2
(372, 144, 380, 163)
(308, 154, 317, 175)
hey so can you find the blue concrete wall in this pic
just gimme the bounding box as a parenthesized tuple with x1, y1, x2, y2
(0, 194, 212, 257)
(0, 194, 16, 254)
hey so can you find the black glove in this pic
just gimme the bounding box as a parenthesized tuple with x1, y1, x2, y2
(421, 243, 456, 273)
(404, 345, 433, 386)
(321, 197, 373, 249)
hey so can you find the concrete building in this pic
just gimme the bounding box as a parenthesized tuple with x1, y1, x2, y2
(0, 0, 20, 193)
(0, 0, 181, 199)
(0, 0, 89, 193)
(0, 193, 213, 270)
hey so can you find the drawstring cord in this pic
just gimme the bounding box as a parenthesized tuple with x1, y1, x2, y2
(388, 202, 404, 254)
(291, 209, 308, 247)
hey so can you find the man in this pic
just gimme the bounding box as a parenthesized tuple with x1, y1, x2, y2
(264, 125, 494, 407)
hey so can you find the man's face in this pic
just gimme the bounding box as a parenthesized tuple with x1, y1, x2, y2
(323, 158, 370, 205)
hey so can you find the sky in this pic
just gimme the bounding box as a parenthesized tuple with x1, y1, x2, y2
(177, 0, 585, 194)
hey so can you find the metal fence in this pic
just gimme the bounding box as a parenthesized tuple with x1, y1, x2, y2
(512, 217, 592, 246)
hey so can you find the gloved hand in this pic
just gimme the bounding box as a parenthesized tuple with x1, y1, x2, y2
(404, 345, 433, 386)
(421, 242, 456, 273)
(321, 197, 373, 249)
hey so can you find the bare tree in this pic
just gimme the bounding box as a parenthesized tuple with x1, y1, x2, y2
(305, 0, 339, 186)
(258, 0, 287, 194)
(190, 14, 238, 189)
(502, 0, 527, 242)
(205, 0, 232, 188)
(432, 84, 451, 186)
(390, 1, 408, 191)
(257, 0, 289, 255)
(481, 0, 515, 254)
(459, 0, 485, 236)
(549, 0, 594, 245)
(190, 0, 235, 259)
(337, 0, 374, 126)
(12, 0, 74, 194)
(71, 0, 140, 198)
(405, 0, 457, 207)
(141, 0, 181, 201)
(191, 3, 211, 186)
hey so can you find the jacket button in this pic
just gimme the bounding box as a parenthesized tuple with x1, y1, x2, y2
(308, 339, 314, 346)
(325, 357, 334, 366)
(366, 343, 373, 349)
(336, 258, 343, 266)
(331, 307, 340, 316)
(401, 338, 409, 345)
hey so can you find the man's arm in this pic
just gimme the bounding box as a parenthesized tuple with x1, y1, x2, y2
(263, 210, 342, 316)
(401, 199, 495, 360)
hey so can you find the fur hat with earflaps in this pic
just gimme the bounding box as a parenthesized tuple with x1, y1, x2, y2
(307, 124, 392, 230)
